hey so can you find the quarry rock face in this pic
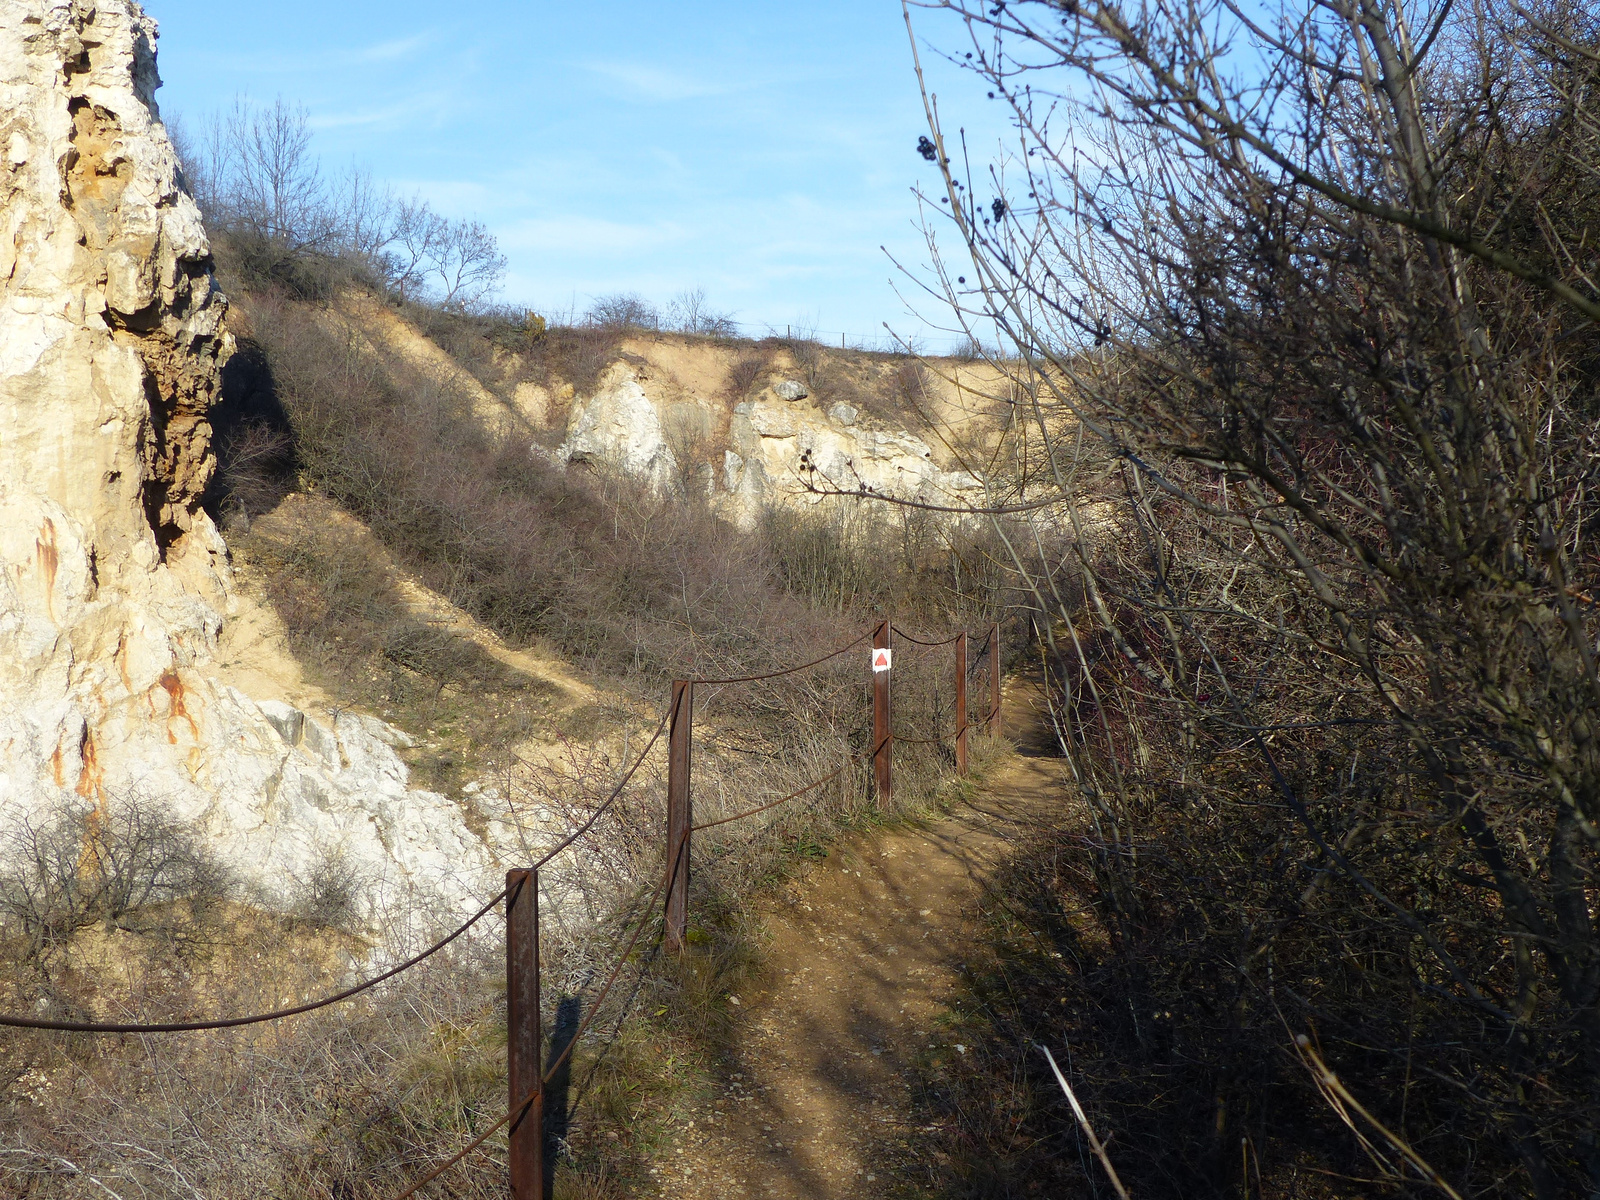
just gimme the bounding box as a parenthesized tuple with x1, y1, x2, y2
(0, 0, 491, 930)
(556, 360, 681, 492)
(559, 362, 986, 523)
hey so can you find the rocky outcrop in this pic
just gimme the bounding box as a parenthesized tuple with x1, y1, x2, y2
(558, 361, 989, 524)
(724, 394, 983, 519)
(0, 0, 491, 930)
(557, 361, 683, 493)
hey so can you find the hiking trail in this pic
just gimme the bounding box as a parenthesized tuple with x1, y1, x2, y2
(645, 679, 1071, 1198)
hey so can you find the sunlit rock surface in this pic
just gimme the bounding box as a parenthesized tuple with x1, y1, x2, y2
(559, 363, 988, 525)
(0, 0, 492, 931)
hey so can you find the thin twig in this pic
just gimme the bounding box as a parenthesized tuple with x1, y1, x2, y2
(1036, 1043, 1132, 1200)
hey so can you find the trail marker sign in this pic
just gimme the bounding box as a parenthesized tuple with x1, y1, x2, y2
(872, 648, 893, 672)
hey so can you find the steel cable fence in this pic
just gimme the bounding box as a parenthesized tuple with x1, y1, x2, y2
(1, 621, 1004, 1199)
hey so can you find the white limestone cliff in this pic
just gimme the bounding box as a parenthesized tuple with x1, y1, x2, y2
(557, 361, 682, 493)
(0, 0, 492, 931)
(558, 363, 989, 524)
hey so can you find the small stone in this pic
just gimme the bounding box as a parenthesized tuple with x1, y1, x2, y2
(773, 379, 809, 400)
(828, 402, 859, 425)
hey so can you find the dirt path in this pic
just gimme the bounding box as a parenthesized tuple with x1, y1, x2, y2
(647, 684, 1068, 1198)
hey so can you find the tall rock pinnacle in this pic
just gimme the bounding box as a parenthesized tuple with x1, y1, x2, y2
(0, 1, 493, 929)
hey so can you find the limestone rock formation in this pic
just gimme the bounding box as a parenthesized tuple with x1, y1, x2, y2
(0, 0, 492, 930)
(556, 360, 682, 492)
(558, 361, 987, 524)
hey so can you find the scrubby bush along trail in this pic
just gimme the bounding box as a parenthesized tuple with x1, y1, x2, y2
(881, 0, 1600, 1193)
(635, 682, 1064, 1200)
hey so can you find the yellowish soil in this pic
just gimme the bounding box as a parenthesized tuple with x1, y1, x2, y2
(619, 334, 749, 404)
(212, 583, 331, 715)
(389, 576, 595, 710)
(332, 289, 535, 429)
(222, 492, 606, 729)
(645, 683, 1069, 1198)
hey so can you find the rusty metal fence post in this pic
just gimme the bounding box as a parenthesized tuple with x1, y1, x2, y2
(955, 631, 969, 775)
(506, 868, 544, 1200)
(988, 621, 1003, 740)
(873, 620, 893, 804)
(664, 679, 694, 953)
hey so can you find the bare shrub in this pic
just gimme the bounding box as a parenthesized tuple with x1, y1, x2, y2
(779, 321, 825, 388)
(211, 418, 294, 527)
(724, 352, 768, 399)
(664, 287, 738, 338)
(0, 795, 231, 964)
(1, 931, 511, 1200)
(762, 502, 1013, 626)
(524, 325, 627, 399)
(584, 293, 659, 332)
(952, 334, 985, 361)
(895, 0, 1600, 1192)
(661, 404, 717, 498)
(289, 846, 368, 933)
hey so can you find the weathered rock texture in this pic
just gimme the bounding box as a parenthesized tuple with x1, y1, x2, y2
(553, 348, 999, 526)
(0, 0, 491, 928)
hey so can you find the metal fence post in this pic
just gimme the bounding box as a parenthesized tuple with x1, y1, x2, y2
(955, 631, 969, 775)
(665, 679, 693, 953)
(507, 868, 544, 1200)
(873, 620, 893, 804)
(988, 621, 1003, 740)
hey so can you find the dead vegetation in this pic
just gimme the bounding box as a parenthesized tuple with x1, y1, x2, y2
(894, 0, 1600, 1195)
(0, 180, 1026, 1196)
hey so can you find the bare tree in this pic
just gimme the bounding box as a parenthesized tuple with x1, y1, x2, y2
(336, 164, 398, 263)
(665, 287, 739, 337)
(872, 0, 1600, 1192)
(386, 195, 445, 301)
(430, 217, 507, 311)
(222, 98, 335, 252)
(168, 99, 507, 309)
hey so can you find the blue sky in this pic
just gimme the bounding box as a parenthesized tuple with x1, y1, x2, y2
(144, 1, 1010, 350)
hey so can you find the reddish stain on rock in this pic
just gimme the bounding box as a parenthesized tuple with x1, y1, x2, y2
(159, 669, 199, 741)
(36, 519, 59, 620)
(75, 729, 104, 801)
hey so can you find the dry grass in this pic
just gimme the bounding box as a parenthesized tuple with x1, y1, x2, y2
(0, 266, 1016, 1196)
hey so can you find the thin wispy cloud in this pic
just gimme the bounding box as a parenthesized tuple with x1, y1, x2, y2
(397, 179, 497, 213)
(201, 32, 434, 76)
(497, 215, 688, 256)
(352, 34, 431, 63)
(580, 60, 731, 102)
(308, 92, 450, 131)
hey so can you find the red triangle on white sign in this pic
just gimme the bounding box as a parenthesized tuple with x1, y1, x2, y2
(872, 648, 892, 671)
